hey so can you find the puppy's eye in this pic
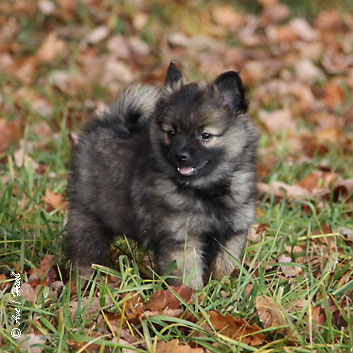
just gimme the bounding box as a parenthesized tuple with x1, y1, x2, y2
(201, 132, 212, 141)
(167, 130, 176, 138)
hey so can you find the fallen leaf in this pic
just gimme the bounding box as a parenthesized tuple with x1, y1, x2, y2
(311, 305, 326, 327)
(36, 31, 66, 62)
(0, 274, 7, 290)
(132, 11, 148, 31)
(258, 109, 296, 134)
(248, 223, 269, 242)
(69, 297, 111, 318)
(260, 0, 290, 24)
(27, 254, 57, 288)
(315, 10, 341, 31)
(84, 25, 110, 44)
(13, 0, 38, 16)
(107, 35, 131, 59)
(337, 226, 353, 240)
(12, 56, 40, 84)
(255, 296, 291, 336)
(257, 181, 310, 200)
(316, 126, 342, 144)
(101, 58, 134, 85)
(42, 189, 66, 210)
(20, 283, 37, 303)
(14, 87, 52, 115)
(58, 0, 76, 20)
(206, 310, 265, 346)
(284, 245, 304, 254)
(13, 141, 39, 170)
(38, 0, 56, 15)
(294, 59, 324, 83)
(211, 5, 244, 28)
(343, 102, 353, 126)
(323, 80, 344, 108)
(19, 334, 46, 353)
(265, 24, 297, 42)
(145, 284, 193, 311)
(127, 36, 151, 57)
(168, 32, 191, 48)
(0, 119, 11, 153)
(289, 18, 318, 41)
(277, 254, 302, 278)
(156, 339, 203, 353)
(298, 170, 338, 193)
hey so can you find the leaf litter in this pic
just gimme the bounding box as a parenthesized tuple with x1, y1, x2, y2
(1, 0, 353, 350)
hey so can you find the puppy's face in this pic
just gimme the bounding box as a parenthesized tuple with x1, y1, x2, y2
(150, 63, 249, 187)
(156, 87, 228, 181)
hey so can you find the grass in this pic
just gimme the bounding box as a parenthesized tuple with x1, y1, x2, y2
(1, 139, 352, 351)
(1, 0, 353, 352)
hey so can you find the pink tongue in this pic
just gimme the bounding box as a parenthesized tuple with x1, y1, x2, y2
(179, 166, 193, 175)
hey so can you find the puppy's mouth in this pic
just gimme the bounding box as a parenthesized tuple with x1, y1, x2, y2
(177, 160, 209, 177)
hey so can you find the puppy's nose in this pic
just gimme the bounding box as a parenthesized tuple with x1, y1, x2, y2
(175, 151, 190, 162)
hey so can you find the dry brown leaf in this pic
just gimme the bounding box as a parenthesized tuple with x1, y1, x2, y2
(107, 35, 131, 59)
(323, 81, 344, 108)
(156, 339, 203, 353)
(258, 109, 295, 134)
(294, 59, 324, 83)
(12, 56, 40, 84)
(211, 5, 243, 28)
(13, 143, 39, 171)
(127, 36, 151, 57)
(38, 0, 56, 15)
(206, 310, 265, 346)
(43, 189, 66, 210)
(109, 286, 193, 327)
(84, 25, 110, 44)
(315, 10, 342, 31)
(311, 305, 326, 327)
(36, 32, 66, 62)
(101, 58, 134, 85)
(19, 334, 46, 353)
(20, 283, 37, 303)
(132, 11, 148, 31)
(27, 255, 57, 287)
(337, 226, 353, 240)
(257, 181, 309, 200)
(289, 18, 318, 41)
(248, 223, 269, 242)
(277, 254, 302, 278)
(144, 308, 183, 319)
(0, 118, 11, 153)
(316, 126, 342, 144)
(145, 284, 193, 311)
(343, 102, 353, 126)
(0, 274, 7, 290)
(13, 0, 38, 16)
(298, 170, 338, 193)
(260, 0, 290, 24)
(266, 24, 297, 42)
(284, 245, 304, 254)
(58, 0, 76, 20)
(69, 297, 112, 318)
(255, 296, 291, 336)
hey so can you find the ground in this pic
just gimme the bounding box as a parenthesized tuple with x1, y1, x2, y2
(0, 1, 353, 352)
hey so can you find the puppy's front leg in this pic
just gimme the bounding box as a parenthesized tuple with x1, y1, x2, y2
(156, 238, 205, 289)
(209, 233, 247, 280)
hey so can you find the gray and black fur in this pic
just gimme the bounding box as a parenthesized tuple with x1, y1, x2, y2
(66, 63, 258, 288)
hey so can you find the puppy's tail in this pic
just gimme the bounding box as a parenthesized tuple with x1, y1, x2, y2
(107, 84, 160, 133)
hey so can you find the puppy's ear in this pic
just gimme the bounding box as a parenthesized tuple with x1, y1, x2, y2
(212, 71, 248, 113)
(165, 61, 185, 92)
